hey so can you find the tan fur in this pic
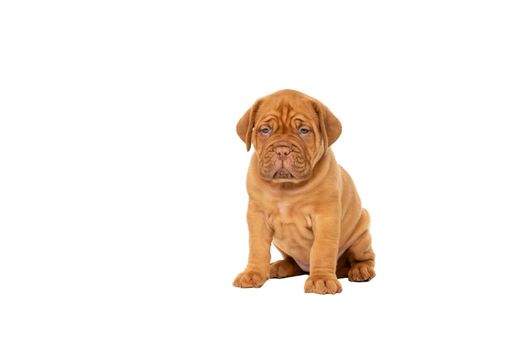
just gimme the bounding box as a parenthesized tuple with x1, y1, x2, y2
(233, 89, 375, 294)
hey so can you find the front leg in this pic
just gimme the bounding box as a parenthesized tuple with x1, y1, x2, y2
(233, 202, 272, 288)
(304, 209, 342, 294)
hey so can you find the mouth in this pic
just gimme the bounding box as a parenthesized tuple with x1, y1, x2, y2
(273, 168, 294, 179)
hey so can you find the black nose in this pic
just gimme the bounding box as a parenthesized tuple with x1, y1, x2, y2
(274, 145, 291, 158)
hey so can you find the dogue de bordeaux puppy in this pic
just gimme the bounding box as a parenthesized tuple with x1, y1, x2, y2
(233, 89, 375, 294)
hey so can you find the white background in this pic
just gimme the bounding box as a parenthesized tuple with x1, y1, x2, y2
(1, 1, 524, 349)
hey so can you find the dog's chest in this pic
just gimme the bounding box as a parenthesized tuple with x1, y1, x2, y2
(269, 201, 314, 259)
(270, 201, 309, 229)
(275, 202, 294, 225)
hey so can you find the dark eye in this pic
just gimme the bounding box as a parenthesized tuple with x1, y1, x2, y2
(260, 127, 271, 135)
(299, 127, 310, 135)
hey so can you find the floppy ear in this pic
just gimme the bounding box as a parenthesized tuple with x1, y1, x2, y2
(236, 99, 262, 151)
(312, 100, 342, 147)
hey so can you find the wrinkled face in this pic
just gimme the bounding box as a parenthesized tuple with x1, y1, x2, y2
(252, 101, 322, 182)
(252, 99, 324, 183)
(237, 90, 342, 184)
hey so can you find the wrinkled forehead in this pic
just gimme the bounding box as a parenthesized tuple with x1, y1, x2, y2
(256, 96, 316, 123)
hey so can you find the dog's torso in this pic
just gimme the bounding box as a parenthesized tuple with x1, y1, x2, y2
(247, 149, 367, 271)
(265, 190, 315, 271)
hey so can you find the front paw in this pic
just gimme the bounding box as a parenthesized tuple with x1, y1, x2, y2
(233, 270, 268, 288)
(304, 274, 342, 294)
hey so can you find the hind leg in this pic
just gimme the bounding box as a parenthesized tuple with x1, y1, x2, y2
(347, 230, 376, 282)
(270, 249, 307, 279)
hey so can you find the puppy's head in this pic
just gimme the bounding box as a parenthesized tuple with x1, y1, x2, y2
(236, 89, 342, 183)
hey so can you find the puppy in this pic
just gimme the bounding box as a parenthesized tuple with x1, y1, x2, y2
(233, 89, 375, 294)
